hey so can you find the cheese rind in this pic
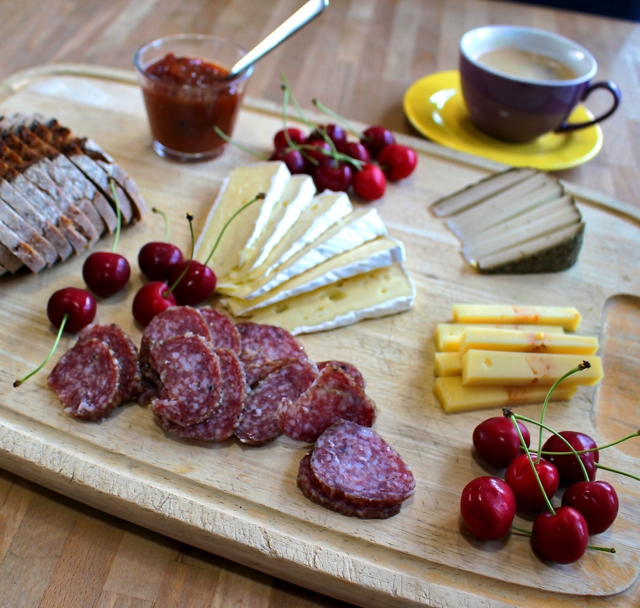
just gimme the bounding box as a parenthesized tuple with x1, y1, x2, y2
(434, 352, 462, 377)
(434, 323, 564, 352)
(459, 328, 598, 355)
(434, 376, 578, 414)
(452, 305, 581, 331)
(233, 263, 415, 335)
(461, 350, 603, 387)
(194, 162, 291, 278)
(225, 238, 405, 315)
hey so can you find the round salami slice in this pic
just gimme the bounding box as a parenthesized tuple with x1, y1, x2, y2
(199, 307, 241, 353)
(78, 323, 142, 404)
(150, 334, 222, 426)
(237, 322, 313, 388)
(160, 348, 246, 441)
(48, 338, 122, 422)
(298, 452, 401, 519)
(235, 358, 318, 446)
(140, 306, 212, 382)
(317, 361, 366, 390)
(310, 420, 415, 507)
(278, 365, 377, 443)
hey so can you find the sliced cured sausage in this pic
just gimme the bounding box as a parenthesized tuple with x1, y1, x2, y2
(310, 420, 415, 508)
(159, 348, 246, 441)
(235, 358, 317, 446)
(317, 360, 366, 390)
(237, 322, 313, 387)
(199, 307, 241, 353)
(278, 365, 377, 443)
(297, 452, 401, 519)
(140, 306, 212, 382)
(150, 334, 222, 426)
(48, 338, 122, 422)
(78, 323, 142, 404)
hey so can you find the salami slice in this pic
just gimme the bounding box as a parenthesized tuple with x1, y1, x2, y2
(310, 420, 415, 507)
(150, 334, 222, 426)
(159, 348, 246, 441)
(237, 322, 313, 387)
(48, 338, 122, 422)
(140, 306, 212, 382)
(199, 307, 241, 353)
(278, 365, 377, 443)
(317, 360, 366, 390)
(78, 323, 142, 404)
(235, 358, 318, 446)
(298, 452, 401, 519)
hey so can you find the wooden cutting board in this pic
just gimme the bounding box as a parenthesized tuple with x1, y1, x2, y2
(0, 65, 638, 608)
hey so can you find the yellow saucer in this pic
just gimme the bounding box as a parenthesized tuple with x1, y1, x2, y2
(403, 70, 603, 171)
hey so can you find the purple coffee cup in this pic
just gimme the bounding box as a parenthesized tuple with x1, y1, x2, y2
(459, 26, 620, 143)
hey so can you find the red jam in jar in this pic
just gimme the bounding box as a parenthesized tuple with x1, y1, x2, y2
(140, 53, 246, 160)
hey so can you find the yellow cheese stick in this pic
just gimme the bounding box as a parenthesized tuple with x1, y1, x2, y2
(459, 327, 599, 355)
(434, 323, 564, 352)
(434, 377, 578, 414)
(461, 351, 603, 387)
(434, 352, 462, 377)
(452, 305, 582, 331)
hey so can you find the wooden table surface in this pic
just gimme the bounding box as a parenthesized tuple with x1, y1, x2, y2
(0, 1, 638, 607)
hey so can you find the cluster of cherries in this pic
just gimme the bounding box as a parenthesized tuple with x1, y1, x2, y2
(14, 185, 262, 387)
(461, 363, 638, 565)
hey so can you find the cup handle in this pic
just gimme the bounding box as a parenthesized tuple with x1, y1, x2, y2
(555, 81, 621, 133)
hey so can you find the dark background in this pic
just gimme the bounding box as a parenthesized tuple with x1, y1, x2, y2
(512, 0, 640, 21)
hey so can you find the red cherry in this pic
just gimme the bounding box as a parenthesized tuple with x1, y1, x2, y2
(360, 126, 395, 159)
(314, 163, 353, 193)
(542, 431, 599, 486)
(270, 148, 305, 174)
(168, 260, 216, 306)
(302, 140, 333, 174)
(561, 480, 619, 535)
(273, 128, 306, 151)
(460, 477, 516, 541)
(473, 417, 531, 468)
(342, 142, 370, 163)
(138, 242, 184, 281)
(83, 251, 130, 297)
(132, 282, 176, 327)
(532, 506, 589, 564)
(505, 454, 559, 513)
(47, 288, 97, 333)
(353, 164, 386, 201)
(309, 124, 347, 149)
(378, 144, 418, 181)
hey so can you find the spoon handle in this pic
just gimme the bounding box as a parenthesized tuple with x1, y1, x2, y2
(228, 0, 329, 78)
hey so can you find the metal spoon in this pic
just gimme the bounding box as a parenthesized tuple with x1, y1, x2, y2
(227, 0, 329, 78)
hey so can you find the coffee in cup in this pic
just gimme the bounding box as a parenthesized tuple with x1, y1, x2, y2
(459, 26, 620, 143)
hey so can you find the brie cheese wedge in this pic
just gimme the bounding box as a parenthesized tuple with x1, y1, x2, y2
(225, 237, 405, 315)
(235, 207, 388, 300)
(233, 263, 415, 335)
(194, 161, 290, 278)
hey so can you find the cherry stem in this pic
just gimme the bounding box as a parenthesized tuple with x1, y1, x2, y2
(108, 178, 122, 254)
(312, 97, 367, 140)
(507, 411, 556, 516)
(537, 361, 591, 460)
(203, 193, 266, 267)
(510, 525, 615, 553)
(213, 126, 269, 161)
(512, 413, 590, 482)
(280, 74, 311, 127)
(152, 207, 170, 243)
(13, 313, 68, 387)
(542, 431, 640, 456)
(596, 463, 640, 483)
(166, 214, 194, 297)
(297, 142, 365, 171)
